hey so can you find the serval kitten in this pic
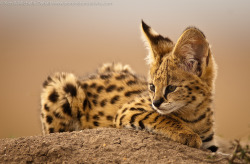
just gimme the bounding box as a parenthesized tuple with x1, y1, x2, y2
(40, 21, 218, 152)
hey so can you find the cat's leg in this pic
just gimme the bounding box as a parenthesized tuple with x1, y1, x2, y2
(114, 101, 202, 148)
(41, 72, 86, 134)
(201, 129, 219, 152)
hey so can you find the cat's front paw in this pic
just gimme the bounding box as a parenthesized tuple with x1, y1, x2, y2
(177, 132, 202, 148)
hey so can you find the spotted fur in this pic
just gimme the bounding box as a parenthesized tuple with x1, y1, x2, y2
(40, 21, 218, 151)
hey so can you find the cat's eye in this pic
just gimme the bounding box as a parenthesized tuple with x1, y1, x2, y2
(149, 83, 155, 92)
(164, 85, 177, 98)
(167, 85, 177, 92)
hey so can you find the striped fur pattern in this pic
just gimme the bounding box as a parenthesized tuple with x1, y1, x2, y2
(40, 21, 218, 151)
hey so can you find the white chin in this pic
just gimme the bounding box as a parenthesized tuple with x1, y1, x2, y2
(152, 104, 175, 115)
(157, 108, 175, 115)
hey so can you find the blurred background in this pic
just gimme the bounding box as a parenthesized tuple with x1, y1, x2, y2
(0, 0, 249, 142)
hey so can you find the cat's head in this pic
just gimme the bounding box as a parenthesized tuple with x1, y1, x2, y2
(141, 20, 217, 114)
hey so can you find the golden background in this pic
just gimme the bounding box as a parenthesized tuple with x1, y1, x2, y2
(0, 1, 249, 141)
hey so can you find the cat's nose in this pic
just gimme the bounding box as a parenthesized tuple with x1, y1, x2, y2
(153, 98, 164, 108)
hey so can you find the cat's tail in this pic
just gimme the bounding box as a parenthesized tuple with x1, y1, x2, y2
(40, 72, 86, 134)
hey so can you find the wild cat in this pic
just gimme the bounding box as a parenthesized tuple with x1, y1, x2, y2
(40, 20, 218, 152)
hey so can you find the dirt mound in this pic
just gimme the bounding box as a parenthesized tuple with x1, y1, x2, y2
(0, 128, 229, 163)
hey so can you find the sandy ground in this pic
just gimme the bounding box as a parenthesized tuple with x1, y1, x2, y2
(0, 128, 233, 164)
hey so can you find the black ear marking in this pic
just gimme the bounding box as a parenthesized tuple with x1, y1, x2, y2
(141, 20, 150, 35)
(141, 20, 172, 45)
(141, 20, 174, 65)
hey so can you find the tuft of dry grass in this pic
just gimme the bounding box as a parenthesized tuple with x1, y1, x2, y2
(228, 140, 250, 164)
(201, 140, 249, 163)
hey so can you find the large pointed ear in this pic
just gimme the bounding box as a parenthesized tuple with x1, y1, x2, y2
(173, 27, 209, 76)
(141, 20, 173, 65)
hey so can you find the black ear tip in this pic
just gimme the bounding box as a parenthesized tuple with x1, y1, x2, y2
(141, 20, 150, 31)
(141, 19, 145, 25)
